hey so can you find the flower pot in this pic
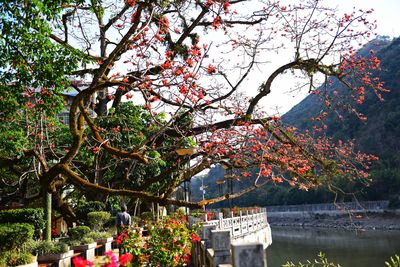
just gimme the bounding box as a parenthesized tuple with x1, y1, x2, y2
(38, 250, 73, 267)
(71, 242, 97, 261)
(16, 256, 38, 267)
(96, 237, 113, 255)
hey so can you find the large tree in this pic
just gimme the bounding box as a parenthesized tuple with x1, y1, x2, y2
(0, 0, 387, 219)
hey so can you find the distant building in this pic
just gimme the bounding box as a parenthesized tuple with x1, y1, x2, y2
(58, 88, 97, 124)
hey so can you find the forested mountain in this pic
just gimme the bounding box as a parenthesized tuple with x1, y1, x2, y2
(191, 37, 400, 207)
(283, 36, 400, 203)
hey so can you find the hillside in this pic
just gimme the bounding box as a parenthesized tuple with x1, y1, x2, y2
(283, 36, 400, 202)
(191, 37, 400, 207)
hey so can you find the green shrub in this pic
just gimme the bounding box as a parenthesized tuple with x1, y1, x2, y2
(0, 208, 44, 237)
(75, 201, 105, 223)
(140, 211, 154, 221)
(87, 211, 111, 231)
(68, 225, 97, 246)
(68, 225, 91, 241)
(0, 223, 34, 250)
(31, 240, 69, 256)
(0, 250, 34, 267)
(132, 216, 141, 223)
(69, 236, 95, 247)
(386, 254, 400, 267)
(283, 252, 340, 267)
(86, 231, 112, 241)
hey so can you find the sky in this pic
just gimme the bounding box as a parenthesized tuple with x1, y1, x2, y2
(264, 0, 400, 115)
(327, 0, 400, 37)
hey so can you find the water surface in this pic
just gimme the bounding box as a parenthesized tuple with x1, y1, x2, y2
(267, 227, 400, 267)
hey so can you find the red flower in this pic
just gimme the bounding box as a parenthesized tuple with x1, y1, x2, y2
(116, 232, 129, 245)
(51, 227, 58, 237)
(165, 50, 174, 58)
(242, 171, 251, 177)
(211, 16, 221, 29)
(186, 58, 195, 67)
(223, 2, 230, 13)
(179, 85, 189, 94)
(72, 257, 90, 267)
(105, 251, 118, 267)
(184, 253, 191, 264)
(173, 255, 180, 265)
(207, 64, 216, 74)
(205, 0, 215, 8)
(191, 233, 201, 242)
(119, 253, 133, 266)
(92, 146, 101, 154)
(161, 60, 172, 69)
(126, 0, 136, 7)
(112, 126, 120, 134)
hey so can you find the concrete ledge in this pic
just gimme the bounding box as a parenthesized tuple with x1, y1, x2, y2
(232, 243, 266, 267)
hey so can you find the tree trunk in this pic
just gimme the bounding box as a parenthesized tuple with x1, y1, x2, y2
(44, 191, 52, 241)
(52, 192, 76, 227)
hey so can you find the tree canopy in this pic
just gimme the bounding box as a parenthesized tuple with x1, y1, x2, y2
(0, 0, 387, 219)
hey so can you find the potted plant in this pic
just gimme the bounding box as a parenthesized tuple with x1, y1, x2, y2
(0, 223, 38, 267)
(86, 211, 114, 255)
(32, 240, 72, 267)
(86, 230, 113, 256)
(68, 226, 97, 261)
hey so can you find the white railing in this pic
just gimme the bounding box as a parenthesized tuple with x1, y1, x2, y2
(190, 208, 269, 239)
(190, 208, 271, 267)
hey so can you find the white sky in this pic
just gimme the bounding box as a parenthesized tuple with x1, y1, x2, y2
(327, 0, 400, 37)
(263, 0, 400, 115)
(110, 0, 399, 116)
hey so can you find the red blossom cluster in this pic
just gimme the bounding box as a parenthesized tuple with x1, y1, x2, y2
(340, 50, 388, 104)
(116, 232, 129, 245)
(72, 251, 132, 267)
(200, 119, 378, 191)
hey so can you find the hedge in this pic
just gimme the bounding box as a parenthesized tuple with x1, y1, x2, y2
(0, 223, 34, 250)
(0, 208, 44, 237)
(75, 201, 105, 223)
(87, 211, 111, 230)
(68, 225, 91, 241)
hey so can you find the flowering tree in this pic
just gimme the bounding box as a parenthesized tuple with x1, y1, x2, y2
(0, 0, 386, 216)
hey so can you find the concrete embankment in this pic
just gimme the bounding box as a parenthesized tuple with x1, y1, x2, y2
(265, 201, 400, 230)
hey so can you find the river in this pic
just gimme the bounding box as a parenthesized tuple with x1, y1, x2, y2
(267, 227, 400, 267)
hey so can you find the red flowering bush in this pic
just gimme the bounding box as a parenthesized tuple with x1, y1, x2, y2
(145, 218, 193, 266)
(118, 215, 199, 267)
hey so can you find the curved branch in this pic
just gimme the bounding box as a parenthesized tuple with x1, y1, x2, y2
(57, 163, 201, 208)
(164, 116, 275, 138)
(246, 61, 299, 116)
(199, 180, 268, 206)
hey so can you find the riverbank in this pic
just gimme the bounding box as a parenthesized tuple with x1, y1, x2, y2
(268, 211, 400, 231)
